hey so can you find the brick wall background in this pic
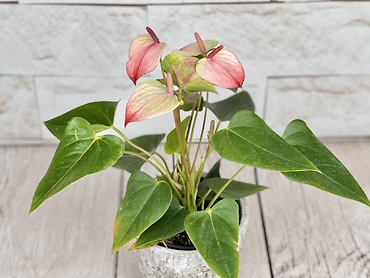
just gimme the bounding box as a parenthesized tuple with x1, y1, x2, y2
(1, 1, 370, 144)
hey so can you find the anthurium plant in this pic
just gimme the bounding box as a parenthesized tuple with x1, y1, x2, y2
(30, 27, 370, 278)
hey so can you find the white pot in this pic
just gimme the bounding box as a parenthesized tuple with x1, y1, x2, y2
(137, 198, 249, 278)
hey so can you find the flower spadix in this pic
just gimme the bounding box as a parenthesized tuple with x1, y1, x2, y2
(126, 27, 167, 84)
(125, 73, 182, 126)
(173, 33, 218, 56)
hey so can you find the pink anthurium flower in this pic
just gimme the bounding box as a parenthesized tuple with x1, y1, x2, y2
(125, 73, 182, 126)
(175, 32, 244, 89)
(196, 45, 245, 89)
(126, 27, 167, 84)
(162, 53, 217, 93)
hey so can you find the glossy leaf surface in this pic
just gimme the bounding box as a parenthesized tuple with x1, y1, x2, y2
(44, 101, 119, 140)
(282, 120, 370, 207)
(185, 199, 239, 278)
(30, 117, 124, 213)
(208, 91, 254, 121)
(125, 80, 182, 126)
(132, 199, 189, 249)
(112, 171, 172, 253)
(164, 116, 191, 155)
(113, 134, 165, 173)
(211, 110, 319, 172)
(206, 178, 267, 199)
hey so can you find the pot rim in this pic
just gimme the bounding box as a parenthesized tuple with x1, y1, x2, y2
(152, 197, 249, 254)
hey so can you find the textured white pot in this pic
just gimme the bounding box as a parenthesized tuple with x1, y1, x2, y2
(137, 198, 249, 278)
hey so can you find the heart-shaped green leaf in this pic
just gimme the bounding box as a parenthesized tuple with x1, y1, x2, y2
(112, 171, 172, 253)
(30, 117, 124, 213)
(185, 199, 239, 278)
(282, 120, 370, 207)
(208, 90, 254, 121)
(206, 178, 267, 199)
(132, 198, 189, 249)
(211, 110, 319, 173)
(44, 101, 119, 139)
(113, 134, 165, 173)
(164, 116, 191, 155)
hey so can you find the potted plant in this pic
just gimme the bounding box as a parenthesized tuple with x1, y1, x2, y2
(29, 27, 370, 278)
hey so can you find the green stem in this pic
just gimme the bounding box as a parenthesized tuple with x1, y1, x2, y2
(123, 151, 165, 177)
(113, 126, 154, 160)
(173, 106, 194, 211)
(112, 126, 183, 201)
(215, 120, 222, 132)
(153, 151, 171, 174)
(206, 165, 247, 209)
(198, 188, 212, 210)
(191, 92, 209, 172)
(172, 87, 198, 212)
(185, 93, 199, 144)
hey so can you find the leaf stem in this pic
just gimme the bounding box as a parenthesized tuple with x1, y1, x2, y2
(185, 93, 199, 144)
(191, 92, 209, 172)
(198, 188, 212, 210)
(112, 126, 183, 201)
(173, 105, 195, 211)
(123, 151, 166, 177)
(206, 165, 247, 209)
(153, 151, 171, 174)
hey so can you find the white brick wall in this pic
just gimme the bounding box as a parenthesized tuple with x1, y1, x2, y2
(1, 2, 370, 143)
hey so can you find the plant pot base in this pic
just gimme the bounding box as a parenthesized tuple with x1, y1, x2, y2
(136, 198, 248, 278)
(138, 246, 217, 278)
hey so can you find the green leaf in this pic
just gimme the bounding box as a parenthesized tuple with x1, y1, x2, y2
(30, 117, 124, 213)
(44, 101, 119, 139)
(206, 178, 267, 199)
(211, 110, 319, 173)
(164, 116, 191, 155)
(132, 199, 189, 249)
(185, 199, 239, 278)
(113, 134, 165, 173)
(208, 90, 254, 121)
(282, 120, 370, 207)
(112, 171, 172, 253)
(205, 160, 221, 179)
